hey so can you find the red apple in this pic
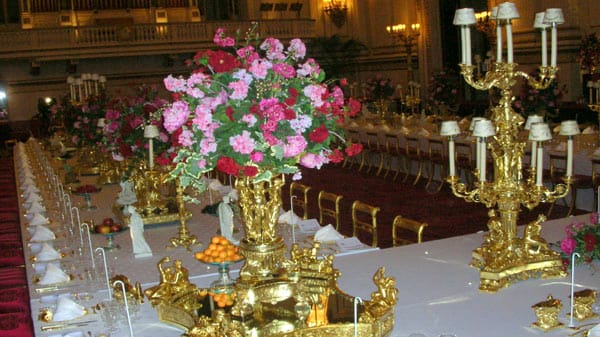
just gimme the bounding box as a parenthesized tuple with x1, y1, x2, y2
(98, 225, 111, 234)
(94, 224, 104, 233)
(102, 218, 114, 226)
(111, 223, 122, 232)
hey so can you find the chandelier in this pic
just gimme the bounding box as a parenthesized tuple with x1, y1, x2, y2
(323, 0, 347, 28)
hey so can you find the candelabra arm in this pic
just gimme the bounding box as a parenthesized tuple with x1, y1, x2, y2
(521, 179, 570, 210)
(446, 175, 497, 208)
(517, 66, 558, 90)
(460, 64, 499, 91)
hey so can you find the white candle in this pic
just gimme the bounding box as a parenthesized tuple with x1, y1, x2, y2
(95, 247, 112, 299)
(496, 21, 502, 62)
(480, 139, 486, 182)
(476, 139, 482, 173)
(466, 26, 472, 66)
(460, 27, 466, 64)
(541, 28, 548, 66)
(536, 146, 544, 186)
(569, 252, 581, 328)
(530, 141, 537, 168)
(550, 24, 558, 67)
(506, 23, 513, 64)
(448, 137, 456, 176)
(290, 195, 297, 243)
(148, 138, 154, 170)
(566, 137, 573, 177)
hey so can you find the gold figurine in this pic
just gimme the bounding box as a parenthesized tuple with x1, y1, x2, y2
(570, 289, 598, 322)
(532, 295, 563, 331)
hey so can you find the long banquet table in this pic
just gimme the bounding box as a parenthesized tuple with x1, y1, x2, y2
(17, 144, 600, 337)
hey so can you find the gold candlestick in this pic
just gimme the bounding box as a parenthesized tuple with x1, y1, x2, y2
(168, 177, 198, 251)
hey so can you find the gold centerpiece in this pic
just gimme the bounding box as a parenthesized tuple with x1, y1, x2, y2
(446, 5, 570, 292)
(532, 295, 563, 331)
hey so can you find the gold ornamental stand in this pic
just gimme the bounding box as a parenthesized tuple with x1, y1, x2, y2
(168, 177, 198, 251)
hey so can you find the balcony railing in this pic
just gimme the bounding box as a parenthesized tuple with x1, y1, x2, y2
(0, 19, 315, 60)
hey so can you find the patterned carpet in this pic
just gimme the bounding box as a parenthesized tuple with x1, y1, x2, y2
(283, 163, 585, 249)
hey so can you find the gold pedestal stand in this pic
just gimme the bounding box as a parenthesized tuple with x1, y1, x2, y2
(448, 63, 569, 292)
(76, 146, 100, 176)
(168, 178, 198, 251)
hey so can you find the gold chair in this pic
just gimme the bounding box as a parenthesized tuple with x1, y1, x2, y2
(547, 152, 593, 217)
(364, 130, 386, 175)
(405, 135, 427, 185)
(351, 200, 380, 247)
(290, 182, 312, 219)
(318, 191, 343, 230)
(383, 132, 408, 180)
(455, 140, 475, 187)
(592, 158, 600, 212)
(392, 215, 428, 246)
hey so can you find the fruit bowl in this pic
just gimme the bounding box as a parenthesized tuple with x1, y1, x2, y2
(90, 218, 128, 250)
(71, 184, 102, 211)
(194, 236, 243, 289)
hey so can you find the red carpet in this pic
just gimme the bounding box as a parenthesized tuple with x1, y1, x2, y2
(284, 163, 585, 249)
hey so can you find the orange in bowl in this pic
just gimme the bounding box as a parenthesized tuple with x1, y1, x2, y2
(194, 236, 242, 264)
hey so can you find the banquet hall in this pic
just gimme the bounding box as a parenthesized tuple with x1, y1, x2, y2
(2, 1, 600, 337)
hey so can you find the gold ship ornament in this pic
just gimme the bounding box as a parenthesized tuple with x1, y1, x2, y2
(143, 172, 398, 337)
(444, 5, 571, 292)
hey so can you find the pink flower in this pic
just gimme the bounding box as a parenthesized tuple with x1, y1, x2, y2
(228, 80, 249, 100)
(105, 109, 120, 120)
(229, 130, 256, 154)
(273, 63, 296, 78)
(241, 114, 257, 127)
(260, 37, 285, 60)
(236, 46, 259, 64)
(197, 158, 207, 169)
(107, 122, 119, 133)
(292, 172, 302, 180)
(213, 28, 235, 47)
(260, 119, 278, 132)
(164, 75, 187, 92)
(288, 38, 306, 60)
(164, 100, 190, 132)
(192, 105, 214, 132)
(297, 58, 321, 77)
(249, 59, 272, 79)
(199, 138, 217, 155)
(300, 152, 328, 169)
(250, 151, 264, 163)
(560, 237, 577, 255)
(331, 86, 345, 106)
(283, 135, 307, 158)
(303, 84, 327, 108)
(129, 116, 143, 129)
(186, 86, 205, 99)
(178, 129, 195, 147)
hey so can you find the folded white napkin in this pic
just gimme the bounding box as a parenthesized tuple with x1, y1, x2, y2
(39, 262, 69, 285)
(52, 296, 85, 321)
(36, 243, 61, 261)
(298, 218, 321, 233)
(554, 142, 566, 152)
(24, 197, 43, 210)
(336, 237, 365, 251)
(28, 212, 48, 226)
(279, 210, 301, 225)
(27, 201, 46, 214)
(19, 170, 34, 181)
(22, 185, 40, 196)
(583, 126, 596, 134)
(30, 225, 56, 242)
(314, 224, 344, 243)
(20, 177, 35, 189)
(25, 192, 41, 204)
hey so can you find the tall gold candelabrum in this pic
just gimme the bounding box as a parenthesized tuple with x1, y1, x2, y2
(386, 23, 420, 82)
(586, 80, 600, 138)
(445, 4, 570, 292)
(168, 177, 198, 251)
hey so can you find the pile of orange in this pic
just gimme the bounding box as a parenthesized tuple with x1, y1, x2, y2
(194, 236, 243, 263)
(210, 291, 235, 308)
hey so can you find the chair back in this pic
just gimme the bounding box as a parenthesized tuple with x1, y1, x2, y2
(405, 135, 422, 156)
(548, 152, 567, 179)
(290, 182, 311, 219)
(428, 138, 446, 162)
(365, 130, 383, 151)
(351, 200, 380, 247)
(455, 141, 474, 168)
(392, 215, 427, 246)
(318, 191, 343, 230)
(384, 132, 400, 154)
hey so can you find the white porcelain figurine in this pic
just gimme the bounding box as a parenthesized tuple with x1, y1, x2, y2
(127, 205, 152, 258)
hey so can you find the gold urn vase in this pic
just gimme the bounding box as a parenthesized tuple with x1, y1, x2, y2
(235, 173, 287, 281)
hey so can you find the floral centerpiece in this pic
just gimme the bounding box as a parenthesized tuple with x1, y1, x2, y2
(101, 85, 174, 169)
(427, 67, 460, 107)
(364, 75, 395, 101)
(557, 213, 600, 267)
(513, 72, 566, 118)
(160, 24, 362, 192)
(61, 93, 110, 147)
(578, 33, 600, 74)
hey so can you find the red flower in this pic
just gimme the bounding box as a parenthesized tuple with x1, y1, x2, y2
(284, 108, 296, 120)
(340, 78, 348, 86)
(348, 98, 361, 117)
(118, 141, 133, 158)
(216, 156, 240, 176)
(584, 233, 597, 252)
(225, 106, 235, 121)
(242, 165, 258, 177)
(284, 97, 296, 106)
(288, 87, 298, 97)
(156, 153, 173, 166)
(309, 124, 329, 143)
(171, 128, 183, 147)
(345, 143, 363, 156)
(328, 149, 344, 163)
(208, 50, 240, 73)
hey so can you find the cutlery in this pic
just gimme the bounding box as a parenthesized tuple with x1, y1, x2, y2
(41, 319, 95, 331)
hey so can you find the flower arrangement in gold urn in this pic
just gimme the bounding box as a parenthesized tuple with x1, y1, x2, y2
(160, 24, 362, 192)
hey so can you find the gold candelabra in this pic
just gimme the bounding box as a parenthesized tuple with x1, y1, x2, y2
(168, 177, 198, 251)
(444, 4, 570, 292)
(386, 23, 420, 81)
(323, 0, 347, 29)
(586, 79, 600, 132)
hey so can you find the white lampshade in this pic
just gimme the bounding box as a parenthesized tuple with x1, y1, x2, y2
(543, 8, 565, 25)
(594, 82, 600, 89)
(587, 81, 594, 88)
(529, 123, 552, 141)
(472, 119, 496, 137)
(559, 120, 580, 136)
(469, 117, 485, 131)
(497, 2, 520, 20)
(144, 124, 160, 138)
(99, 76, 107, 83)
(524, 115, 544, 130)
(440, 121, 461, 136)
(453, 8, 477, 26)
(97, 118, 105, 128)
(490, 7, 498, 20)
(66, 76, 74, 84)
(534, 12, 549, 29)
(91, 73, 99, 80)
